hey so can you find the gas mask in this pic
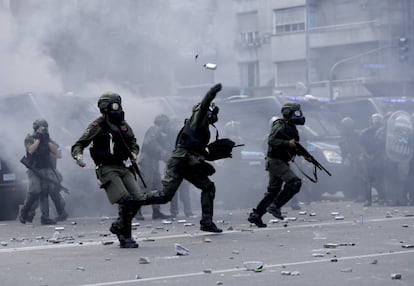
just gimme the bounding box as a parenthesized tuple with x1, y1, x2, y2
(290, 109, 306, 125)
(98, 93, 125, 125)
(281, 102, 305, 125)
(207, 104, 219, 124)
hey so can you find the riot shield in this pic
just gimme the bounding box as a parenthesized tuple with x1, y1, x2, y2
(385, 110, 414, 162)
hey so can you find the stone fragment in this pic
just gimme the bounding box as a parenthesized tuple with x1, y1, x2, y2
(244, 261, 263, 271)
(324, 243, 339, 248)
(340, 268, 352, 273)
(175, 243, 190, 256)
(139, 257, 150, 264)
(203, 269, 212, 273)
(391, 273, 402, 280)
(280, 271, 291, 275)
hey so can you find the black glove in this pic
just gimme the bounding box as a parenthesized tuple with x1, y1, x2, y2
(210, 83, 222, 95)
(39, 132, 50, 142)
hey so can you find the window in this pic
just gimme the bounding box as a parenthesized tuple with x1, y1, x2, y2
(237, 11, 260, 47)
(273, 6, 305, 34)
(239, 61, 259, 87)
(239, 31, 260, 46)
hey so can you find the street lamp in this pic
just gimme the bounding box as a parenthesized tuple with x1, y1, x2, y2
(328, 45, 393, 100)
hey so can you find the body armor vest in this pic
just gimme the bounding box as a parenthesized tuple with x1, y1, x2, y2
(267, 119, 299, 161)
(176, 119, 210, 154)
(90, 118, 132, 165)
(30, 139, 53, 169)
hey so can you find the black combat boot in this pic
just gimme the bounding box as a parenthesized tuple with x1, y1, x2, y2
(110, 222, 139, 248)
(248, 209, 267, 228)
(41, 216, 57, 225)
(267, 204, 284, 220)
(200, 221, 223, 233)
(55, 210, 68, 221)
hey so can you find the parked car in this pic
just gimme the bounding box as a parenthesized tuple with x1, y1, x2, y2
(0, 155, 26, 220)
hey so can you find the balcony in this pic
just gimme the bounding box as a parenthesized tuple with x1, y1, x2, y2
(308, 20, 385, 48)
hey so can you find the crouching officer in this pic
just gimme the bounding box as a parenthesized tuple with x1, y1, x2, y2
(248, 102, 308, 227)
(71, 93, 141, 248)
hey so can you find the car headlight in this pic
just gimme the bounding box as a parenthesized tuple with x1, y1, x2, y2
(322, 150, 342, 164)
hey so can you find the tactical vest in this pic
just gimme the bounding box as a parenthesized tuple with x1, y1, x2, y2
(176, 118, 210, 154)
(90, 118, 132, 165)
(30, 138, 53, 169)
(267, 119, 299, 161)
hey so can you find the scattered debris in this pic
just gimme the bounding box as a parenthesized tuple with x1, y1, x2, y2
(371, 259, 378, 264)
(216, 281, 223, 285)
(139, 257, 150, 264)
(177, 220, 187, 224)
(231, 250, 240, 254)
(331, 212, 339, 216)
(175, 243, 190, 256)
(55, 226, 65, 231)
(330, 258, 338, 262)
(71, 221, 77, 225)
(324, 243, 339, 249)
(203, 238, 212, 243)
(391, 273, 402, 280)
(203, 268, 212, 273)
(334, 215, 345, 220)
(338, 243, 355, 246)
(76, 266, 85, 271)
(291, 271, 300, 276)
(340, 268, 352, 273)
(101, 240, 114, 245)
(226, 226, 234, 231)
(401, 244, 414, 248)
(244, 261, 263, 271)
(285, 217, 297, 221)
(162, 220, 172, 225)
(309, 212, 317, 216)
(143, 238, 155, 242)
(184, 223, 195, 227)
(135, 274, 141, 279)
(269, 219, 279, 224)
(131, 222, 140, 227)
(281, 271, 291, 275)
(1, 241, 8, 246)
(312, 253, 324, 257)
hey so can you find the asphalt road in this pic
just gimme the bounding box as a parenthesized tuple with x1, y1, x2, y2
(0, 201, 413, 286)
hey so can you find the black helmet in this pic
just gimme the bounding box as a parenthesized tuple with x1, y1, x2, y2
(154, 114, 170, 126)
(281, 102, 305, 125)
(98, 92, 122, 112)
(33, 119, 48, 131)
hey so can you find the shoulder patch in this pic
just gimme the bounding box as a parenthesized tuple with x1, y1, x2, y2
(120, 126, 128, 132)
(91, 121, 98, 126)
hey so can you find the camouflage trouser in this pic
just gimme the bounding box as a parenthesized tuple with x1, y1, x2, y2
(20, 168, 58, 219)
(95, 164, 143, 236)
(139, 159, 162, 213)
(254, 158, 301, 215)
(161, 154, 215, 224)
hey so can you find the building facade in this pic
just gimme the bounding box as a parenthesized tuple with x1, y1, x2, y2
(231, 0, 414, 99)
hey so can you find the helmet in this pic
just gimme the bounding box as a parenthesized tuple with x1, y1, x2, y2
(33, 119, 48, 131)
(370, 113, 383, 127)
(340, 117, 355, 134)
(97, 92, 122, 112)
(98, 92, 124, 125)
(281, 102, 305, 125)
(154, 114, 170, 126)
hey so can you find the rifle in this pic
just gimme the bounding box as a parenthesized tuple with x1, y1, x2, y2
(107, 121, 147, 188)
(20, 156, 70, 194)
(295, 142, 332, 177)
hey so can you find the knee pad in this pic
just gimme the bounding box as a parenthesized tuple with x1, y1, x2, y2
(285, 178, 302, 194)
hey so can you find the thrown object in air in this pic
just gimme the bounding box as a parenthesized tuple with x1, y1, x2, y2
(204, 63, 217, 70)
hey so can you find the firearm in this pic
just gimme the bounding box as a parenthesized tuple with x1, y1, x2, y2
(20, 156, 70, 194)
(107, 121, 147, 188)
(295, 142, 332, 177)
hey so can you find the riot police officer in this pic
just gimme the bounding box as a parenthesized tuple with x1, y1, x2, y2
(248, 102, 309, 228)
(71, 93, 141, 248)
(134, 83, 225, 233)
(19, 119, 60, 225)
(137, 114, 171, 220)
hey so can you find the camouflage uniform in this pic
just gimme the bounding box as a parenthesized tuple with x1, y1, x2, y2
(136, 83, 223, 233)
(248, 102, 306, 228)
(19, 120, 59, 225)
(72, 93, 142, 248)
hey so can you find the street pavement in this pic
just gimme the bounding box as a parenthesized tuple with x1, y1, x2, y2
(0, 201, 413, 286)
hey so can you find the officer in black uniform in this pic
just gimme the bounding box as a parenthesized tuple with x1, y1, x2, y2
(72, 93, 141, 248)
(248, 102, 309, 228)
(134, 83, 224, 233)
